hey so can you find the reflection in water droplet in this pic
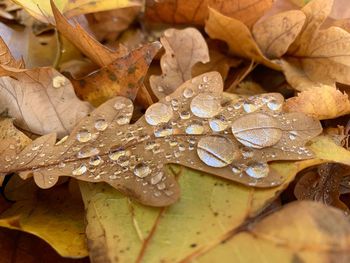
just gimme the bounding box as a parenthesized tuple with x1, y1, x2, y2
(72, 164, 87, 176)
(116, 115, 129, 125)
(151, 172, 164, 185)
(267, 99, 282, 111)
(134, 162, 151, 178)
(77, 146, 100, 158)
(89, 156, 102, 166)
(186, 121, 204, 135)
(76, 129, 92, 143)
(145, 103, 173, 125)
(209, 115, 228, 132)
(190, 93, 222, 118)
(246, 162, 269, 178)
(154, 123, 173, 137)
(183, 88, 194, 98)
(94, 119, 108, 131)
(197, 136, 238, 167)
(109, 147, 125, 161)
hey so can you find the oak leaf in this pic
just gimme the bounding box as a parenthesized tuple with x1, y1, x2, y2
(0, 72, 322, 206)
(284, 84, 350, 120)
(150, 28, 210, 99)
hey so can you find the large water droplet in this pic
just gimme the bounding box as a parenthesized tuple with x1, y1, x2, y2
(154, 123, 173, 137)
(231, 113, 282, 149)
(76, 129, 91, 143)
(72, 164, 87, 176)
(109, 147, 125, 161)
(190, 93, 222, 118)
(134, 162, 151, 178)
(209, 115, 228, 132)
(77, 146, 100, 158)
(245, 162, 269, 178)
(186, 121, 204, 135)
(145, 103, 173, 126)
(94, 119, 108, 131)
(197, 136, 239, 167)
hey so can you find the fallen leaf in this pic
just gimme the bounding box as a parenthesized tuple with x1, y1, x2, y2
(252, 10, 306, 59)
(71, 42, 161, 106)
(80, 136, 350, 262)
(284, 84, 350, 119)
(14, 0, 141, 23)
(205, 8, 280, 69)
(0, 176, 87, 258)
(294, 163, 350, 212)
(145, 0, 273, 27)
(0, 65, 93, 138)
(0, 72, 322, 206)
(150, 28, 210, 99)
(0, 37, 24, 68)
(197, 201, 350, 262)
(0, 117, 31, 150)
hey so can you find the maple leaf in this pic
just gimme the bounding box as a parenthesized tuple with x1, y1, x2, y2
(0, 72, 322, 206)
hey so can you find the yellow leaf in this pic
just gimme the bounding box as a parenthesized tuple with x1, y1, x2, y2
(284, 84, 350, 119)
(13, 0, 141, 23)
(80, 136, 350, 262)
(205, 8, 280, 70)
(197, 201, 350, 263)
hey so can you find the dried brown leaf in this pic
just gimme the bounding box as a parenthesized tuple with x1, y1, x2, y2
(0, 37, 24, 68)
(284, 84, 350, 120)
(0, 72, 322, 206)
(0, 65, 93, 138)
(150, 28, 209, 99)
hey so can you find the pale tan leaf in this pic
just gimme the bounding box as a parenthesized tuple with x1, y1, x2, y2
(252, 10, 306, 58)
(150, 28, 209, 99)
(0, 37, 24, 69)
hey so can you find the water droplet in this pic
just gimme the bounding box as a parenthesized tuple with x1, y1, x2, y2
(109, 147, 125, 161)
(243, 101, 258, 113)
(231, 113, 282, 149)
(145, 103, 173, 125)
(157, 183, 166, 190)
(77, 146, 100, 158)
(209, 115, 228, 132)
(151, 172, 164, 185)
(180, 111, 191, 120)
(116, 115, 129, 125)
(203, 76, 209, 83)
(183, 88, 194, 98)
(134, 162, 151, 178)
(76, 129, 92, 143)
(94, 119, 108, 131)
(52, 75, 66, 88)
(89, 156, 102, 166)
(117, 156, 129, 167)
(289, 131, 298, 140)
(241, 147, 254, 158)
(145, 141, 157, 150)
(154, 123, 173, 137)
(168, 138, 178, 147)
(186, 121, 204, 135)
(231, 166, 241, 175)
(267, 99, 282, 111)
(190, 93, 222, 118)
(245, 162, 269, 178)
(197, 136, 239, 167)
(72, 164, 87, 176)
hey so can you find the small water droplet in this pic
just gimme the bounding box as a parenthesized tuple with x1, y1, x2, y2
(134, 162, 151, 178)
(154, 123, 173, 137)
(117, 156, 129, 167)
(245, 162, 269, 178)
(241, 147, 254, 158)
(183, 88, 194, 98)
(267, 99, 282, 111)
(197, 136, 239, 167)
(89, 156, 102, 166)
(151, 172, 164, 185)
(109, 147, 125, 161)
(94, 119, 108, 131)
(289, 131, 298, 140)
(72, 164, 87, 176)
(116, 115, 129, 125)
(180, 111, 191, 120)
(145, 141, 157, 150)
(157, 183, 166, 190)
(190, 93, 222, 118)
(77, 146, 100, 158)
(76, 129, 92, 143)
(186, 120, 204, 135)
(145, 103, 173, 125)
(231, 166, 241, 175)
(243, 101, 258, 113)
(209, 115, 228, 132)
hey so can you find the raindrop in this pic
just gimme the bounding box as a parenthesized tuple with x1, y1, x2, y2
(157, 183, 166, 190)
(89, 156, 102, 166)
(154, 123, 173, 137)
(117, 156, 129, 167)
(267, 99, 282, 111)
(231, 166, 241, 175)
(94, 119, 108, 131)
(186, 120, 204, 135)
(289, 131, 298, 140)
(76, 129, 92, 143)
(134, 162, 151, 178)
(72, 164, 87, 176)
(183, 88, 194, 98)
(77, 146, 100, 158)
(116, 115, 129, 125)
(243, 101, 258, 113)
(209, 115, 228, 132)
(180, 111, 191, 120)
(241, 147, 254, 158)
(109, 147, 125, 161)
(151, 172, 164, 185)
(190, 93, 222, 118)
(145, 103, 173, 125)
(197, 136, 239, 167)
(145, 141, 157, 150)
(245, 162, 269, 178)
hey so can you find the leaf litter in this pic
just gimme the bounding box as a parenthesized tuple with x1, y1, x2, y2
(0, 0, 350, 262)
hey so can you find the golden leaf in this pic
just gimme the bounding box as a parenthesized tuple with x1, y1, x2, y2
(150, 28, 210, 99)
(0, 72, 322, 206)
